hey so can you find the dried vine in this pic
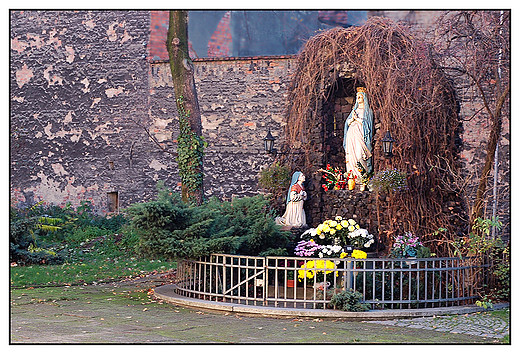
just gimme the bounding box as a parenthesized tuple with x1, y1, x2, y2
(282, 17, 465, 255)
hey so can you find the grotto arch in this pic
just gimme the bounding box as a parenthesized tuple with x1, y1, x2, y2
(276, 17, 466, 256)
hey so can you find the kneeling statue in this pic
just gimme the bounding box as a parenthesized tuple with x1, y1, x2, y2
(275, 171, 307, 228)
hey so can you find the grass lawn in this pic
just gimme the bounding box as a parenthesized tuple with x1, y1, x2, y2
(10, 226, 176, 288)
(11, 258, 176, 288)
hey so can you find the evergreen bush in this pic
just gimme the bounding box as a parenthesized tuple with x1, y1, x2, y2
(127, 183, 291, 259)
(329, 288, 371, 312)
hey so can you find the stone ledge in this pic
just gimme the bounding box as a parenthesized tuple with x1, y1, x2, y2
(154, 284, 509, 320)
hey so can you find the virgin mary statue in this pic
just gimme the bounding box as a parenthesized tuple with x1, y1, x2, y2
(343, 87, 374, 180)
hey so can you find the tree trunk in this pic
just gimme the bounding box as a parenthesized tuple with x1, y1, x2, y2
(166, 10, 204, 205)
(470, 83, 510, 225)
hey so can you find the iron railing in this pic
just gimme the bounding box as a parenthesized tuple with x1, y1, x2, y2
(175, 254, 487, 310)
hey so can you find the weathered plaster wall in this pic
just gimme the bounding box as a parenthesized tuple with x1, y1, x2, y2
(10, 10, 161, 212)
(10, 10, 291, 212)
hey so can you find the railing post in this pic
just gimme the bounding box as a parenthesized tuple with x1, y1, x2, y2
(346, 260, 353, 289)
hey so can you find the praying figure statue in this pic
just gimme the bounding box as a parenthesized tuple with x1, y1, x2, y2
(343, 87, 374, 180)
(275, 172, 307, 228)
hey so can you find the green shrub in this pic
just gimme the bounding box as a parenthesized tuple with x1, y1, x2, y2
(10, 203, 66, 265)
(329, 289, 371, 312)
(10, 200, 131, 266)
(127, 183, 291, 259)
(258, 161, 291, 196)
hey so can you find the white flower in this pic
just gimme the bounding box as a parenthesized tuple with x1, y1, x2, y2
(301, 228, 317, 238)
(319, 234, 325, 239)
(318, 253, 324, 258)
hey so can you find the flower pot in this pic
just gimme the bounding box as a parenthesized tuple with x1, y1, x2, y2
(287, 279, 295, 288)
(348, 179, 356, 190)
(405, 257, 417, 266)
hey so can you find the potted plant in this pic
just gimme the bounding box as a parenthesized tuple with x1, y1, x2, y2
(287, 271, 295, 287)
(390, 232, 430, 262)
(356, 162, 374, 191)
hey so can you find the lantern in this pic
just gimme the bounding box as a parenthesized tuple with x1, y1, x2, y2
(382, 131, 395, 158)
(263, 129, 276, 154)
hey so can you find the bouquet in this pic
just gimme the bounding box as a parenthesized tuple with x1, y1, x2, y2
(294, 239, 322, 257)
(298, 259, 337, 281)
(370, 168, 407, 193)
(347, 228, 375, 250)
(299, 216, 375, 252)
(390, 232, 423, 258)
(318, 164, 344, 191)
(318, 244, 347, 259)
(351, 249, 368, 259)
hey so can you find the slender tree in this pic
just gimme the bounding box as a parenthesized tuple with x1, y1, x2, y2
(166, 10, 205, 205)
(433, 11, 510, 228)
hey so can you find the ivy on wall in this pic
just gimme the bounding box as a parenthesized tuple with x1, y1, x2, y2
(176, 96, 207, 203)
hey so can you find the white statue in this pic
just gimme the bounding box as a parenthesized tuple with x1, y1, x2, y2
(343, 87, 374, 180)
(275, 172, 307, 228)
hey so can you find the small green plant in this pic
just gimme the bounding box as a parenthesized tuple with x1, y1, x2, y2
(451, 217, 504, 258)
(258, 161, 291, 196)
(329, 288, 370, 312)
(476, 298, 493, 309)
(370, 168, 407, 194)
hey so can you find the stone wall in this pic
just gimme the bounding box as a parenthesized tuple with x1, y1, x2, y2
(149, 56, 294, 200)
(10, 10, 509, 239)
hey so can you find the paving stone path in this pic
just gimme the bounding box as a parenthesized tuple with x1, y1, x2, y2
(365, 311, 509, 339)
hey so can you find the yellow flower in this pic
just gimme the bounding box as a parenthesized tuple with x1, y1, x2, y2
(356, 224, 360, 229)
(351, 249, 367, 259)
(329, 220, 338, 228)
(340, 220, 349, 228)
(329, 229, 336, 235)
(340, 252, 347, 259)
(316, 229, 322, 235)
(317, 224, 324, 232)
(348, 219, 356, 225)
(298, 260, 337, 280)
(348, 225, 355, 232)
(309, 239, 314, 243)
(336, 224, 342, 230)
(335, 216, 343, 221)
(323, 225, 331, 233)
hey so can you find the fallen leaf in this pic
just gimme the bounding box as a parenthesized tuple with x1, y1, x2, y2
(143, 308, 148, 312)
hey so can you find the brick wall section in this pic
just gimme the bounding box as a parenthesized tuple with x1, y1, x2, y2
(207, 12, 232, 57)
(149, 56, 294, 200)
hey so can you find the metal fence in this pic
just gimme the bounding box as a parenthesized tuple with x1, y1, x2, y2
(174, 254, 487, 310)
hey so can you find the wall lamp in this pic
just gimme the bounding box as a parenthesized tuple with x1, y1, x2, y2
(382, 131, 395, 158)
